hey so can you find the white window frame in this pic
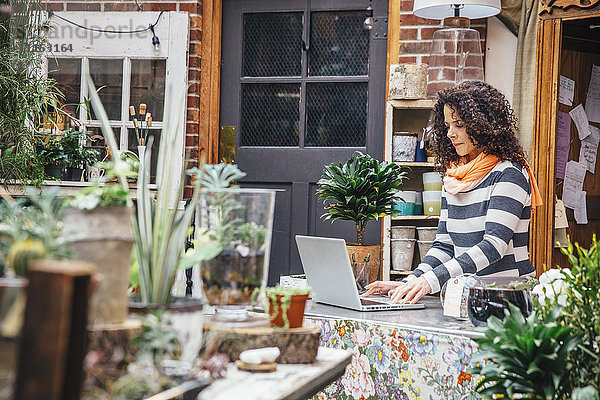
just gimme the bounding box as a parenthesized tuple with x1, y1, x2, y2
(44, 11, 189, 191)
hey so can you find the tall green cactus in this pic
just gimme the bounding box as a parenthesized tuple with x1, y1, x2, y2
(7, 240, 46, 277)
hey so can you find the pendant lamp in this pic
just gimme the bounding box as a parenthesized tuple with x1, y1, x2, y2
(413, 0, 501, 98)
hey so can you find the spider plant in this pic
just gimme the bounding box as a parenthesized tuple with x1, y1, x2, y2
(86, 76, 219, 305)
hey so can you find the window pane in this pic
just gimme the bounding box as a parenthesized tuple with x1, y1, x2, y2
(48, 58, 81, 118)
(305, 83, 367, 147)
(240, 84, 300, 146)
(130, 60, 166, 122)
(86, 126, 120, 164)
(243, 13, 303, 77)
(89, 59, 123, 120)
(309, 11, 369, 77)
(128, 128, 160, 182)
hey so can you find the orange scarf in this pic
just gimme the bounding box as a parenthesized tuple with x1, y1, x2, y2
(443, 153, 543, 210)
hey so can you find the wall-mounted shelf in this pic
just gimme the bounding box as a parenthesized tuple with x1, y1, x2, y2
(392, 215, 440, 221)
(395, 161, 437, 168)
(389, 270, 412, 276)
(388, 99, 436, 109)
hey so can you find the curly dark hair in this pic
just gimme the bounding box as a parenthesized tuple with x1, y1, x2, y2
(429, 81, 525, 172)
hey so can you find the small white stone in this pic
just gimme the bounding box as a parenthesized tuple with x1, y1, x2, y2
(239, 347, 280, 364)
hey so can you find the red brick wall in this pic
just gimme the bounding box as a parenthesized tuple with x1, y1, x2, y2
(395, 0, 487, 71)
(43, 0, 202, 197)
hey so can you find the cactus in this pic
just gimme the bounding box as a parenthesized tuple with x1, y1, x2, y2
(7, 240, 47, 277)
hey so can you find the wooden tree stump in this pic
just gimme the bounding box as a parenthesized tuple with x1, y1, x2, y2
(204, 319, 321, 364)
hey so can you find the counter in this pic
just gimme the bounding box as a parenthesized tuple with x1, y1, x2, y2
(305, 295, 485, 400)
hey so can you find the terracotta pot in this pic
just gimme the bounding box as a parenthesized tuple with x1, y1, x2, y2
(62, 206, 134, 325)
(346, 243, 381, 283)
(267, 293, 309, 329)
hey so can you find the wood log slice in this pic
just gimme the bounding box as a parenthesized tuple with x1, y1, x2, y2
(204, 320, 320, 364)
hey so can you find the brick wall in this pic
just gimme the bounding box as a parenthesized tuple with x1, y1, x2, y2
(44, 0, 202, 197)
(396, 0, 487, 86)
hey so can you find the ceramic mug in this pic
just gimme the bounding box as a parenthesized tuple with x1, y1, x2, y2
(87, 166, 105, 181)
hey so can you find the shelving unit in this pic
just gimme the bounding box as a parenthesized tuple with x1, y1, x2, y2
(382, 99, 438, 280)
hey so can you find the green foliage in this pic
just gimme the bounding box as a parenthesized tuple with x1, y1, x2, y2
(6, 239, 46, 277)
(87, 75, 219, 305)
(131, 310, 181, 365)
(555, 236, 600, 390)
(71, 184, 129, 210)
(317, 151, 407, 244)
(237, 222, 266, 249)
(257, 285, 312, 330)
(59, 129, 99, 167)
(35, 133, 68, 166)
(0, 0, 63, 185)
(471, 303, 581, 399)
(0, 188, 70, 270)
(198, 163, 248, 249)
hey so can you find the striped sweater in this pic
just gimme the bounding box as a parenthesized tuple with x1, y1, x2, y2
(406, 161, 536, 294)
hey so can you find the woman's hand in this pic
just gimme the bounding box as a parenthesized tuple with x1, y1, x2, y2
(363, 281, 402, 297)
(389, 277, 432, 304)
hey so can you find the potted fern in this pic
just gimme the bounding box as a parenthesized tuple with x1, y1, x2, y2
(317, 152, 406, 282)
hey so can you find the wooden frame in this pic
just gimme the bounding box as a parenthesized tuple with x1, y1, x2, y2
(199, 0, 223, 165)
(531, 4, 600, 273)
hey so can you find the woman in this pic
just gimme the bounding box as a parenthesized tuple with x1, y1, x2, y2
(365, 80, 542, 304)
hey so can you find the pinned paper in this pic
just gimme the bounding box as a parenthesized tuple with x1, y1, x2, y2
(443, 277, 464, 318)
(574, 191, 588, 224)
(570, 104, 591, 140)
(585, 65, 600, 123)
(555, 199, 569, 229)
(579, 125, 600, 173)
(562, 161, 587, 211)
(556, 111, 571, 180)
(559, 75, 575, 106)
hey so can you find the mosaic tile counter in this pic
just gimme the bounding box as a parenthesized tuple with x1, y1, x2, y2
(305, 296, 485, 400)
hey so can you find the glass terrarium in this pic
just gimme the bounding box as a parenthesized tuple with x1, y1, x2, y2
(196, 188, 276, 325)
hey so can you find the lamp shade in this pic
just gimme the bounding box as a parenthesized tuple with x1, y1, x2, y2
(413, 0, 501, 19)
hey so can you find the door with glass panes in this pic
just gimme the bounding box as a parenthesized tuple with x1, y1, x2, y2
(220, 0, 388, 283)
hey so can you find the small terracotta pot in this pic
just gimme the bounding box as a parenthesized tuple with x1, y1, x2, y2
(267, 293, 309, 329)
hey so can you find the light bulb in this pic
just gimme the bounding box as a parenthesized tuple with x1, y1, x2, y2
(152, 34, 160, 50)
(364, 5, 374, 30)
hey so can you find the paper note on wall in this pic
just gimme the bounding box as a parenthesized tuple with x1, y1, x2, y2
(579, 125, 600, 173)
(569, 104, 591, 140)
(585, 65, 600, 123)
(562, 161, 587, 211)
(555, 199, 569, 229)
(574, 191, 588, 224)
(559, 75, 575, 106)
(556, 111, 571, 180)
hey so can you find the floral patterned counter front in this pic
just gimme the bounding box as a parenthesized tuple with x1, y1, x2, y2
(306, 298, 485, 400)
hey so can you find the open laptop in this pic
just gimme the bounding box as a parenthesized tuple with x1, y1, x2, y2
(295, 235, 425, 311)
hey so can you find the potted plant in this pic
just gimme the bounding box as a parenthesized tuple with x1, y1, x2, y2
(60, 129, 99, 181)
(196, 163, 276, 323)
(86, 75, 221, 366)
(317, 151, 406, 282)
(61, 164, 133, 326)
(471, 303, 582, 399)
(253, 285, 311, 329)
(35, 133, 68, 180)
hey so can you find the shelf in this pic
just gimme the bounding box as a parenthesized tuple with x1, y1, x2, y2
(392, 215, 439, 221)
(395, 161, 436, 167)
(390, 270, 412, 275)
(388, 99, 435, 109)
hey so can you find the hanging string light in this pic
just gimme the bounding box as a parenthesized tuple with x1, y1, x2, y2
(47, 10, 164, 49)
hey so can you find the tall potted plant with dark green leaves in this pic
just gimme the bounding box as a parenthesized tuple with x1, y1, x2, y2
(317, 152, 406, 282)
(60, 129, 99, 181)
